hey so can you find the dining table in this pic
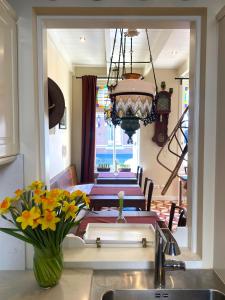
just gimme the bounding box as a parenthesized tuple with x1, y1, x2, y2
(88, 183, 146, 211)
(75, 210, 159, 238)
(96, 171, 138, 184)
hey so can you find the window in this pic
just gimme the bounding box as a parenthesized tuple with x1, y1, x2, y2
(95, 83, 139, 171)
(181, 79, 189, 145)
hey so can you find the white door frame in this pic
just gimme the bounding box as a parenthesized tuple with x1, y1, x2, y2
(36, 14, 201, 256)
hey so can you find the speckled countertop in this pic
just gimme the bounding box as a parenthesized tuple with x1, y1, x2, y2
(0, 269, 93, 300)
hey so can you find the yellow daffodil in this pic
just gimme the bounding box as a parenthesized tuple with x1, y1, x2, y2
(62, 201, 79, 220)
(56, 190, 71, 203)
(31, 207, 41, 229)
(61, 190, 70, 198)
(33, 189, 45, 205)
(42, 196, 60, 211)
(32, 218, 40, 229)
(47, 189, 62, 198)
(38, 210, 60, 231)
(70, 190, 83, 200)
(0, 197, 11, 215)
(28, 181, 44, 191)
(14, 189, 23, 200)
(16, 207, 40, 230)
(83, 194, 90, 206)
(46, 189, 70, 203)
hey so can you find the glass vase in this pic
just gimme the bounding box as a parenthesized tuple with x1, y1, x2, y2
(116, 207, 127, 223)
(33, 246, 63, 288)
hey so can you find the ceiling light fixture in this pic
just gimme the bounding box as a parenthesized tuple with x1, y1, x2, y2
(105, 28, 159, 144)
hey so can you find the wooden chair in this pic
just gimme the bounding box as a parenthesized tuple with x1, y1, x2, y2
(143, 177, 154, 211)
(136, 166, 143, 187)
(50, 165, 78, 190)
(123, 177, 154, 212)
(168, 202, 187, 231)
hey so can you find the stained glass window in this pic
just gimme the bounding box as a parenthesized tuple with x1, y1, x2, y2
(95, 83, 139, 171)
(96, 84, 111, 109)
(182, 80, 189, 111)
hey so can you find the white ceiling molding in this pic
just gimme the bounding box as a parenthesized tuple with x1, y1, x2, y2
(176, 58, 189, 77)
(47, 31, 74, 72)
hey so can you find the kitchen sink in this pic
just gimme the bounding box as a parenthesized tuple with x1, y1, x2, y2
(102, 289, 225, 300)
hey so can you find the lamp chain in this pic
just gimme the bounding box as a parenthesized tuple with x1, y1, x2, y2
(107, 28, 118, 89)
(146, 29, 158, 93)
(117, 29, 124, 84)
(130, 36, 133, 73)
(122, 35, 126, 75)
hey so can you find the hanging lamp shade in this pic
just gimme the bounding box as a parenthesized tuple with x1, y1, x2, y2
(105, 29, 159, 143)
(111, 77, 155, 119)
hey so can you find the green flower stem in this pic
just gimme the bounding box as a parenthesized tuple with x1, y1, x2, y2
(1, 214, 14, 224)
(119, 198, 123, 217)
(33, 246, 63, 288)
(0, 228, 34, 245)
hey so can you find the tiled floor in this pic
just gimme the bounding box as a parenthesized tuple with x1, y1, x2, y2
(151, 200, 187, 229)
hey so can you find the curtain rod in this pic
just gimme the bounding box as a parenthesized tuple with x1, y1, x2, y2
(74, 76, 123, 79)
(175, 77, 189, 80)
(174, 77, 189, 85)
(74, 76, 189, 81)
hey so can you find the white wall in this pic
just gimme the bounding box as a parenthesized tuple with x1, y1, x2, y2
(6, 0, 225, 274)
(140, 69, 180, 200)
(200, 0, 224, 269)
(0, 155, 25, 270)
(214, 8, 225, 284)
(47, 35, 73, 179)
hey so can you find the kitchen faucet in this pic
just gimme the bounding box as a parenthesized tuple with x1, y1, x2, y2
(154, 220, 186, 289)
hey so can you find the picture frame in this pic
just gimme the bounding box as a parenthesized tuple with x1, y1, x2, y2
(59, 107, 67, 129)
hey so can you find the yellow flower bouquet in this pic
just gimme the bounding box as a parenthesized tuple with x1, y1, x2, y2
(0, 181, 89, 288)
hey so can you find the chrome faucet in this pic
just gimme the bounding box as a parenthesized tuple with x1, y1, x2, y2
(154, 220, 186, 289)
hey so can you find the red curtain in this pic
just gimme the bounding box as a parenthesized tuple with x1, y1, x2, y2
(80, 75, 97, 183)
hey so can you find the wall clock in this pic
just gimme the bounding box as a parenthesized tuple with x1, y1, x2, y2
(152, 81, 173, 147)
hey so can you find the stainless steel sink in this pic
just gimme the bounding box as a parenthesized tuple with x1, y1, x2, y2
(102, 289, 225, 300)
(90, 270, 225, 300)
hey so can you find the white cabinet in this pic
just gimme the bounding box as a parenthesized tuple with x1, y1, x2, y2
(0, 0, 18, 162)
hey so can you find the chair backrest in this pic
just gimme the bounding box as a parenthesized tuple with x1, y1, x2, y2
(50, 165, 78, 190)
(136, 166, 140, 179)
(143, 177, 154, 211)
(139, 167, 143, 187)
(137, 166, 143, 187)
(168, 202, 187, 231)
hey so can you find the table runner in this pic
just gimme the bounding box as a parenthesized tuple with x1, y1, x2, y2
(90, 185, 143, 196)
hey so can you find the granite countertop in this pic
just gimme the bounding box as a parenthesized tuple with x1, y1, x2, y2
(0, 269, 93, 300)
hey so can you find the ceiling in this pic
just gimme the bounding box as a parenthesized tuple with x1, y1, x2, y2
(47, 28, 190, 70)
